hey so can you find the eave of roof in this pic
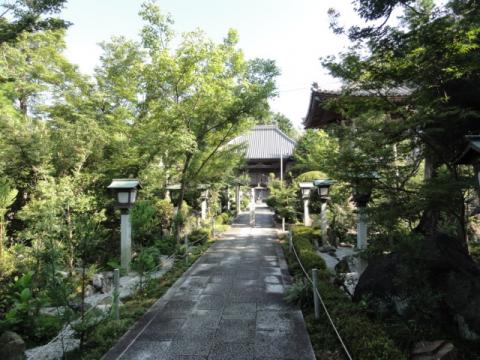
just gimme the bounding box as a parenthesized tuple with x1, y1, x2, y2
(303, 88, 409, 129)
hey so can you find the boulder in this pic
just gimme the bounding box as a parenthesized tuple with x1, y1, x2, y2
(411, 340, 456, 360)
(92, 273, 104, 291)
(354, 233, 480, 340)
(0, 331, 26, 360)
(84, 284, 95, 297)
(92, 272, 112, 293)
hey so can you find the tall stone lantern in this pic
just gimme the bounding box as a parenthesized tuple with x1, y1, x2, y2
(299, 182, 314, 226)
(198, 184, 209, 221)
(457, 135, 480, 184)
(107, 178, 141, 272)
(351, 173, 378, 250)
(313, 179, 335, 244)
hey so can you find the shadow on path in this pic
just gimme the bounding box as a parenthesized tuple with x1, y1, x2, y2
(102, 204, 315, 360)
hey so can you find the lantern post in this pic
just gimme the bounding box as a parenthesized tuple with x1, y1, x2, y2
(107, 179, 141, 272)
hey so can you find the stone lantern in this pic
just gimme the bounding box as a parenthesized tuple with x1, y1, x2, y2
(299, 182, 314, 226)
(457, 135, 480, 185)
(313, 179, 335, 244)
(351, 173, 379, 250)
(107, 178, 141, 272)
(198, 184, 209, 221)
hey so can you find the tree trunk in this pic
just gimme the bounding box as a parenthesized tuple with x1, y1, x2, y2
(0, 219, 4, 259)
(175, 153, 192, 239)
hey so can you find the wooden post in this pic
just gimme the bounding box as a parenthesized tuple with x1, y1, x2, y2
(312, 268, 320, 320)
(184, 234, 189, 265)
(288, 230, 293, 253)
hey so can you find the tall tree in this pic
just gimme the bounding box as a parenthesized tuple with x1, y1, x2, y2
(322, 0, 480, 243)
(134, 2, 279, 216)
(0, 0, 68, 45)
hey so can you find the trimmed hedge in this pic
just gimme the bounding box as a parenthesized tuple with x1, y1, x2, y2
(286, 225, 406, 360)
(189, 228, 211, 245)
(291, 225, 326, 272)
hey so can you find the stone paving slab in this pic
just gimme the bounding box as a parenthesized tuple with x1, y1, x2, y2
(102, 205, 315, 360)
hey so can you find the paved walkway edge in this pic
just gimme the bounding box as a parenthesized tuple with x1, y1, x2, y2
(101, 241, 214, 360)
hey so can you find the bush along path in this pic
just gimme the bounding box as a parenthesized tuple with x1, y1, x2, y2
(65, 236, 215, 360)
(101, 204, 315, 360)
(282, 225, 405, 360)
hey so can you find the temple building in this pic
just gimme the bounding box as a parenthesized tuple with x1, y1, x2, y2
(304, 87, 408, 129)
(230, 124, 296, 200)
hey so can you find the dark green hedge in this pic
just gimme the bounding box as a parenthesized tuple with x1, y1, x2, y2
(287, 225, 406, 360)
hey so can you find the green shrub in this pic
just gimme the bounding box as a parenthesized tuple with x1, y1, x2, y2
(189, 228, 210, 245)
(154, 234, 177, 255)
(131, 200, 159, 246)
(284, 228, 405, 359)
(215, 212, 232, 225)
(292, 225, 322, 254)
(132, 246, 161, 274)
(469, 242, 480, 265)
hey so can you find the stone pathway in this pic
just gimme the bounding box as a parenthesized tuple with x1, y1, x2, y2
(102, 204, 315, 360)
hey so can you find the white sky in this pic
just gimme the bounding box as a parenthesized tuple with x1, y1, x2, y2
(61, 0, 365, 130)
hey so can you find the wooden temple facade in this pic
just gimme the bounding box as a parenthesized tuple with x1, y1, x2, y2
(229, 125, 296, 201)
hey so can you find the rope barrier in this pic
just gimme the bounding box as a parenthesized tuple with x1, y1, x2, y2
(290, 237, 354, 360)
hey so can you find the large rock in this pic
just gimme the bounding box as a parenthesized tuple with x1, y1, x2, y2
(92, 272, 112, 293)
(411, 340, 456, 360)
(354, 233, 480, 340)
(0, 331, 26, 360)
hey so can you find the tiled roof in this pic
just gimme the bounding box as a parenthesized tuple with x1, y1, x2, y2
(229, 125, 297, 160)
(304, 88, 409, 129)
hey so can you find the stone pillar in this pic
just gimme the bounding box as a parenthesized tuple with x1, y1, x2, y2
(165, 189, 171, 201)
(320, 201, 328, 244)
(250, 188, 256, 227)
(303, 197, 311, 226)
(235, 185, 241, 215)
(120, 210, 132, 272)
(201, 197, 207, 221)
(227, 186, 231, 211)
(357, 206, 368, 249)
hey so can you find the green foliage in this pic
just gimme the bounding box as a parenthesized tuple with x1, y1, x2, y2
(0, 0, 68, 44)
(215, 212, 232, 225)
(321, 0, 480, 242)
(295, 171, 328, 182)
(155, 199, 174, 231)
(188, 228, 211, 245)
(131, 200, 159, 246)
(291, 225, 326, 271)
(0, 0, 279, 345)
(68, 239, 213, 359)
(266, 175, 300, 223)
(257, 112, 299, 139)
(282, 237, 405, 359)
(154, 235, 177, 255)
(132, 246, 161, 274)
(0, 271, 42, 335)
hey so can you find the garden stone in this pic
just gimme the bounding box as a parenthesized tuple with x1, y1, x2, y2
(85, 284, 95, 297)
(0, 331, 26, 360)
(92, 273, 104, 290)
(92, 273, 111, 293)
(318, 244, 336, 254)
(411, 340, 456, 360)
(354, 233, 480, 341)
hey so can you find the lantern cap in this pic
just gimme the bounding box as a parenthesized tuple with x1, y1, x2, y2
(107, 179, 141, 190)
(166, 183, 181, 190)
(299, 181, 315, 189)
(313, 179, 335, 187)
